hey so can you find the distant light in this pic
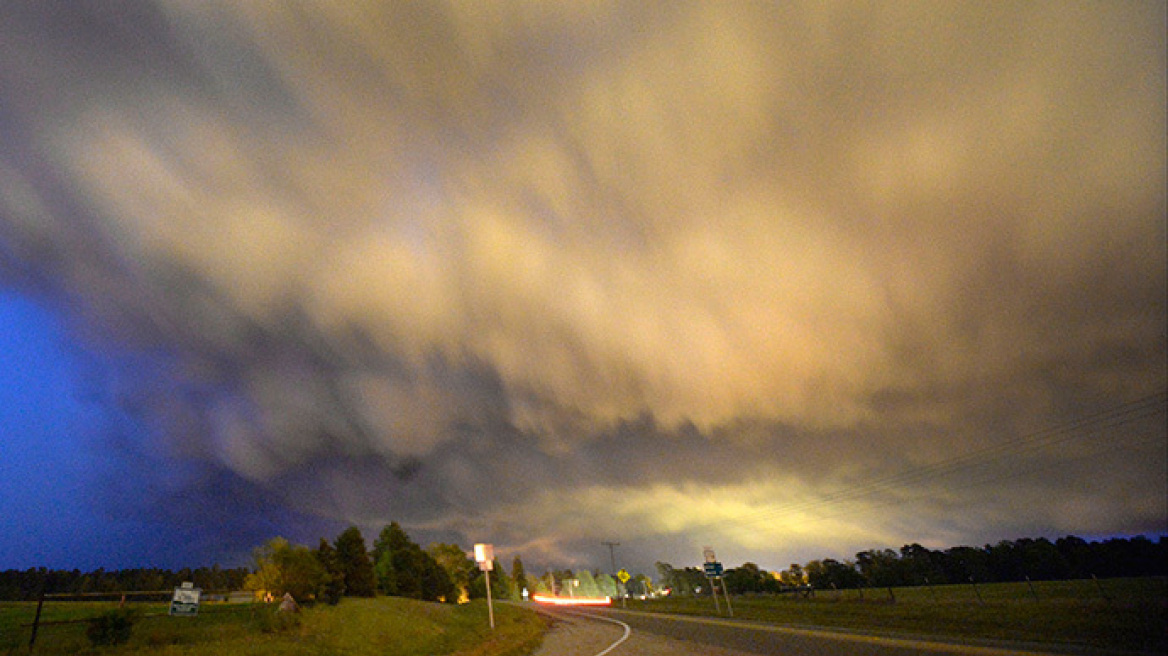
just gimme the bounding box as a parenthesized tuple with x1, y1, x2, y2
(532, 594, 611, 606)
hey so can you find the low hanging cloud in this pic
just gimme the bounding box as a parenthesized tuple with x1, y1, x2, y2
(1, 1, 1164, 570)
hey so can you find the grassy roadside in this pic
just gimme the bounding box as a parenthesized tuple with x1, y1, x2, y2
(626, 577, 1166, 654)
(1, 597, 547, 656)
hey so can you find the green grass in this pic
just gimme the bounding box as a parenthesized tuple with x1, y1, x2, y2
(1, 597, 547, 656)
(631, 577, 1167, 654)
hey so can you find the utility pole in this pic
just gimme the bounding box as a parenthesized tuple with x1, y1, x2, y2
(602, 541, 624, 606)
(602, 541, 620, 574)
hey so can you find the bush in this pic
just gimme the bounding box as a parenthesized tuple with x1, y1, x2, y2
(250, 604, 302, 634)
(86, 608, 137, 646)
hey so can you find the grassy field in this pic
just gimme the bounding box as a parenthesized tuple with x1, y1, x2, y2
(0, 596, 547, 656)
(629, 576, 1167, 654)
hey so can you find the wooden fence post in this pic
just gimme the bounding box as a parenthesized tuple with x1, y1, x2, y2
(29, 587, 46, 649)
(1092, 574, 1111, 603)
(1025, 576, 1039, 602)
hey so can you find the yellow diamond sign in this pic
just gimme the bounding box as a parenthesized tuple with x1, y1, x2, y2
(617, 568, 630, 583)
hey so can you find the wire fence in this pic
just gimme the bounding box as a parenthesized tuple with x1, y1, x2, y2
(15, 588, 257, 650)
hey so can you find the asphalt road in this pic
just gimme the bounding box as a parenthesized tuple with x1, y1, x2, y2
(530, 605, 755, 656)
(537, 605, 1077, 656)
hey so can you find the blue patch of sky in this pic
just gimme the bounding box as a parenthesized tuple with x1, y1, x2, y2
(0, 291, 347, 570)
(0, 291, 107, 568)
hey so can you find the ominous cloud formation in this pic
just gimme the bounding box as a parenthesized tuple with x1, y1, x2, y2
(1, 1, 1164, 572)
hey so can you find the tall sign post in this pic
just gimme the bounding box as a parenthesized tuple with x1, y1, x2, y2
(703, 547, 720, 614)
(721, 566, 733, 617)
(474, 544, 495, 629)
(702, 547, 732, 616)
(617, 568, 631, 607)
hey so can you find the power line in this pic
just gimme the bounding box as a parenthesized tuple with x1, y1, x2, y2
(706, 391, 1166, 532)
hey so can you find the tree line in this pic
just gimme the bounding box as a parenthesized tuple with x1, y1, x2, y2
(0, 566, 250, 601)
(657, 534, 1167, 596)
(523, 567, 634, 598)
(0, 523, 525, 604)
(243, 523, 535, 605)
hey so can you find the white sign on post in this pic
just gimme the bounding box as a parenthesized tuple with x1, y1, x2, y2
(474, 543, 495, 629)
(474, 543, 494, 570)
(169, 581, 201, 616)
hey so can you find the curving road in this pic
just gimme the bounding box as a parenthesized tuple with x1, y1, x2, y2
(530, 605, 756, 656)
(530, 605, 1077, 656)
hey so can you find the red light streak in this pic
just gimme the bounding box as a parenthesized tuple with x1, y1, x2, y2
(532, 594, 612, 606)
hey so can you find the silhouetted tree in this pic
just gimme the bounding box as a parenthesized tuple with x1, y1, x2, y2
(470, 559, 509, 600)
(899, 543, 946, 585)
(778, 563, 806, 587)
(334, 526, 376, 597)
(856, 549, 904, 587)
(725, 562, 766, 593)
(511, 555, 528, 600)
(942, 545, 991, 583)
(1016, 538, 1067, 581)
(372, 522, 453, 602)
(314, 538, 345, 604)
(808, 558, 864, 589)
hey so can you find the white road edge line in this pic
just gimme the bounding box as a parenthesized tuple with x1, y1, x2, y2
(574, 610, 632, 656)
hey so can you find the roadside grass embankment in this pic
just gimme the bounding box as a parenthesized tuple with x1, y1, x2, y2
(629, 576, 1166, 654)
(1, 596, 547, 656)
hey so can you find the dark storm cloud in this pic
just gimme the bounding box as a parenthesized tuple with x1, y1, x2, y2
(0, 1, 1163, 571)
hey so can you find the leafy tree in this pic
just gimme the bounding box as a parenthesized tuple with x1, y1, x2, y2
(529, 574, 551, 596)
(899, 543, 946, 585)
(469, 559, 510, 600)
(372, 523, 413, 566)
(334, 527, 376, 597)
(1017, 538, 1067, 581)
(575, 570, 600, 597)
(1056, 535, 1092, 578)
(373, 551, 399, 596)
(856, 549, 904, 587)
(631, 573, 653, 597)
(542, 571, 557, 596)
(245, 537, 327, 601)
(372, 523, 412, 596)
(428, 543, 476, 602)
(804, 558, 862, 589)
(942, 545, 991, 583)
(655, 562, 676, 591)
(726, 562, 767, 593)
(596, 572, 618, 598)
(314, 538, 346, 604)
(420, 554, 457, 603)
(656, 561, 706, 595)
